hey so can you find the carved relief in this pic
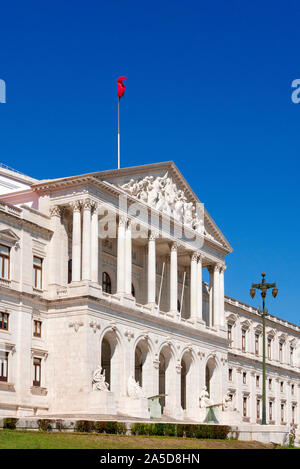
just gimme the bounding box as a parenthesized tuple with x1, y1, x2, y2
(119, 173, 204, 232)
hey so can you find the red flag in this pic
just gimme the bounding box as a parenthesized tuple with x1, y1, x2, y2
(117, 76, 127, 98)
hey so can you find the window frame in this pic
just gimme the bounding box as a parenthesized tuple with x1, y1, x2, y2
(102, 271, 112, 294)
(0, 351, 8, 382)
(33, 320, 42, 338)
(0, 244, 10, 280)
(33, 357, 42, 387)
(0, 312, 9, 331)
(33, 256, 43, 290)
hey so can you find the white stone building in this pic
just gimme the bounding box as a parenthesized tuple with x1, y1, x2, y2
(0, 162, 299, 428)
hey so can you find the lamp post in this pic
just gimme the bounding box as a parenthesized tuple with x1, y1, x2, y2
(250, 272, 278, 425)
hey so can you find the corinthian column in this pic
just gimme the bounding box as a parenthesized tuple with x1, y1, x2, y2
(197, 254, 203, 322)
(82, 199, 92, 281)
(117, 216, 126, 294)
(169, 242, 178, 314)
(213, 264, 220, 327)
(219, 265, 226, 327)
(147, 231, 157, 305)
(49, 205, 63, 286)
(190, 252, 198, 320)
(70, 200, 81, 282)
(90, 203, 99, 283)
(125, 219, 132, 295)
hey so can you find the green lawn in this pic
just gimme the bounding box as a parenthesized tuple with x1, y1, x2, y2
(0, 430, 275, 449)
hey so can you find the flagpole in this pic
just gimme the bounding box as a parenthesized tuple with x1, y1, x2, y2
(118, 96, 120, 169)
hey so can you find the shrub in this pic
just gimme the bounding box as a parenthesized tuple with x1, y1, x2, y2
(131, 422, 149, 435)
(184, 424, 196, 438)
(153, 423, 165, 436)
(210, 425, 230, 440)
(164, 424, 176, 437)
(117, 422, 127, 434)
(75, 420, 95, 433)
(55, 419, 64, 431)
(37, 419, 52, 432)
(176, 424, 184, 437)
(3, 418, 18, 430)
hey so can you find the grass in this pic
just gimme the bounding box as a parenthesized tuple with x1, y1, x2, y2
(0, 430, 276, 449)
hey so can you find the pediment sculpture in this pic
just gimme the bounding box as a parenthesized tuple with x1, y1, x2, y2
(127, 375, 145, 399)
(199, 385, 213, 408)
(119, 173, 204, 233)
(92, 365, 109, 392)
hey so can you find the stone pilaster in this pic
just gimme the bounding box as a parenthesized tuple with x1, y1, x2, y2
(49, 205, 63, 286)
(197, 254, 203, 322)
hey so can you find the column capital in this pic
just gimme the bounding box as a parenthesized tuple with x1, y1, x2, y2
(49, 205, 63, 217)
(91, 202, 99, 214)
(70, 200, 82, 212)
(118, 215, 128, 227)
(170, 241, 178, 252)
(149, 230, 159, 241)
(197, 252, 204, 262)
(190, 251, 198, 262)
(82, 198, 93, 210)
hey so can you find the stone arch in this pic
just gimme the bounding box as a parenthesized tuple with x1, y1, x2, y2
(205, 356, 221, 404)
(100, 328, 123, 395)
(180, 350, 195, 411)
(133, 337, 153, 397)
(100, 264, 117, 294)
(158, 343, 176, 415)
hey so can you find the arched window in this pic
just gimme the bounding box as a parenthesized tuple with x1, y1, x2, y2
(131, 283, 135, 297)
(102, 272, 112, 294)
(177, 299, 181, 313)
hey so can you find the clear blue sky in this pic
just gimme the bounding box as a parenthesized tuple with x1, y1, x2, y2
(0, 1, 299, 325)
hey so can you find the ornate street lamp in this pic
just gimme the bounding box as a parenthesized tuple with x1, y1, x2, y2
(250, 272, 278, 425)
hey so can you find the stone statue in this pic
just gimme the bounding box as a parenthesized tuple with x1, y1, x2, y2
(222, 391, 234, 412)
(127, 375, 145, 399)
(92, 365, 109, 391)
(199, 385, 213, 408)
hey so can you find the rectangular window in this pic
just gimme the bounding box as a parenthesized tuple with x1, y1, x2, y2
(243, 396, 247, 417)
(243, 372, 247, 384)
(33, 256, 43, 289)
(281, 403, 285, 424)
(291, 384, 294, 396)
(292, 405, 295, 424)
(0, 312, 9, 330)
(33, 320, 42, 338)
(267, 338, 272, 359)
(255, 333, 259, 355)
(242, 329, 246, 352)
(279, 342, 283, 362)
(0, 351, 8, 382)
(0, 244, 10, 279)
(290, 347, 294, 365)
(227, 324, 232, 345)
(280, 381, 284, 393)
(269, 401, 273, 421)
(228, 368, 233, 381)
(269, 378, 272, 391)
(256, 399, 260, 419)
(256, 375, 260, 387)
(33, 358, 41, 387)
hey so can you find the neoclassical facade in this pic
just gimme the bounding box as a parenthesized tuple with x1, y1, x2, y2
(0, 162, 299, 427)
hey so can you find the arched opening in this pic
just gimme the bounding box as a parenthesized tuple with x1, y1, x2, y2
(134, 339, 152, 397)
(102, 272, 112, 294)
(181, 351, 193, 411)
(100, 330, 121, 394)
(131, 283, 135, 298)
(158, 345, 174, 414)
(205, 357, 221, 404)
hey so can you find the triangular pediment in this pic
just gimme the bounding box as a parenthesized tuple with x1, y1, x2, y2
(96, 162, 232, 252)
(0, 229, 20, 243)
